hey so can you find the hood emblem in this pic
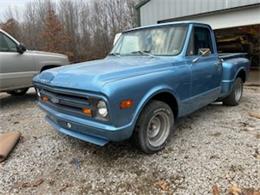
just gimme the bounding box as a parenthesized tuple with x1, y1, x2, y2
(50, 96, 59, 104)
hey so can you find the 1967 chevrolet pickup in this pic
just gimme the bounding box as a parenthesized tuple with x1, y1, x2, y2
(33, 21, 250, 153)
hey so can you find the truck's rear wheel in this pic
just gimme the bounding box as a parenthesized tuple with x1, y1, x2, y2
(223, 77, 243, 106)
(133, 100, 174, 154)
(7, 88, 29, 96)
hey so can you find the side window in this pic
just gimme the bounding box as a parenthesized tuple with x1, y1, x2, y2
(0, 33, 9, 52)
(188, 27, 214, 56)
(0, 33, 17, 52)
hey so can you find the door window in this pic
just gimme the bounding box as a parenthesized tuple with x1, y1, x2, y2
(0, 32, 17, 52)
(187, 27, 214, 56)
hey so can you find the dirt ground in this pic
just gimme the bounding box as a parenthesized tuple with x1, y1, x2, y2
(0, 87, 259, 195)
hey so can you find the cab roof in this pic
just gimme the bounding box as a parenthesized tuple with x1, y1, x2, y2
(123, 21, 211, 33)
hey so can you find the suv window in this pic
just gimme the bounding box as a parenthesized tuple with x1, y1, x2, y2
(187, 27, 214, 56)
(0, 32, 17, 52)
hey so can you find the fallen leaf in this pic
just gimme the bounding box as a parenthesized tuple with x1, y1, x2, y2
(228, 184, 241, 195)
(249, 112, 260, 120)
(18, 178, 44, 188)
(253, 148, 260, 159)
(21, 182, 30, 188)
(32, 178, 44, 187)
(154, 179, 170, 191)
(242, 188, 260, 195)
(212, 184, 220, 195)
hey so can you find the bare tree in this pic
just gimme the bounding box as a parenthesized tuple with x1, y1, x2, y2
(1, 18, 21, 40)
(40, 2, 71, 58)
(0, 0, 139, 62)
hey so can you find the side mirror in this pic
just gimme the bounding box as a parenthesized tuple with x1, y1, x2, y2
(192, 48, 211, 63)
(113, 33, 121, 46)
(16, 43, 27, 54)
(198, 48, 211, 57)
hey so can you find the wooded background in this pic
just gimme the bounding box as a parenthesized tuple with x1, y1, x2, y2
(0, 0, 139, 62)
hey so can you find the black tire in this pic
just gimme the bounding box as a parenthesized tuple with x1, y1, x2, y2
(41, 65, 58, 72)
(133, 100, 174, 154)
(223, 77, 243, 106)
(7, 88, 29, 96)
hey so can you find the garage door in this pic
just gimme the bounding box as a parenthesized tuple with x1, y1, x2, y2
(177, 6, 260, 29)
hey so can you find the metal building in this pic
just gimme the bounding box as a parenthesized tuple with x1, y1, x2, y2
(136, 0, 260, 74)
(136, 0, 260, 28)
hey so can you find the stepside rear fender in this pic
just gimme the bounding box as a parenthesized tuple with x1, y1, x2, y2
(220, 57, 249, 97)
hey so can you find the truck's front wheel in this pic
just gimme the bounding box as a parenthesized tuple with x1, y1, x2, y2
(134, 100, 174, 154)
(223, 77, 243, 106)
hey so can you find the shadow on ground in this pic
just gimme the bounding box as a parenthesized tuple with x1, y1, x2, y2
(0, 92, 37, 109)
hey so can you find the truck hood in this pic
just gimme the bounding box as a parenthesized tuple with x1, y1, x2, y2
(34, 56, 175, 92)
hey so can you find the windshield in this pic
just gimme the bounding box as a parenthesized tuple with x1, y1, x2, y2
(111, 25, 188, 56)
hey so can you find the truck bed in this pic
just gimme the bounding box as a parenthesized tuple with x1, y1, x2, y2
(219, 53, 247, 60)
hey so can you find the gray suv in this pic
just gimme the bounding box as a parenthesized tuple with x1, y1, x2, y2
(0, 29, 69, 96)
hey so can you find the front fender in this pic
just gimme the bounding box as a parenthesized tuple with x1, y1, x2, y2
(131, 85, 180, 126)
(102, 64, 190, 136)
(107, 82, 181, 138)
(112, 85, 180, 140)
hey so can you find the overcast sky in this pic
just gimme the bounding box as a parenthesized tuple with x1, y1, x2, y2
(0, 0, 30, 20)
(0, 0, 62, 21)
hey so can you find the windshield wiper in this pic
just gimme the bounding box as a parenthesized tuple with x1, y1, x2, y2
(108, 52, 120, 56)
(131, 50, 155, 57)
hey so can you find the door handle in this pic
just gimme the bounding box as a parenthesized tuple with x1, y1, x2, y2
(214, 61, 222, 71)
(215, 59, 223, 66)
(214, 62, 221, 67)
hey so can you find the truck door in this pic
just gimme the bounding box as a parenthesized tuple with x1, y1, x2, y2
(187, 26, 222, 108)
(0, 32, 35, 91)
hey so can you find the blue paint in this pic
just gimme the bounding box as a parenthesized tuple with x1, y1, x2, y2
(33, 22, 250, 146)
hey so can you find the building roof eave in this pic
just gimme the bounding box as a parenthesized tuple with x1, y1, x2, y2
(135, 0, 151, 10)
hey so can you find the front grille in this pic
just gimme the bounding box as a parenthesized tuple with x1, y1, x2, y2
(41, 89, 90, 108)
(37, 86, 96, 118)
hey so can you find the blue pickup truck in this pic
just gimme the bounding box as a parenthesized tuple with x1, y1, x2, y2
(33, 21, 250, 153)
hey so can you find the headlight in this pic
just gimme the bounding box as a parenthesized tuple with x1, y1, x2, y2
(97, 100, 108, 118)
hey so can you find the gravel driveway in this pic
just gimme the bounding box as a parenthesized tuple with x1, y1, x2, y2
(0, 87, 259, 194)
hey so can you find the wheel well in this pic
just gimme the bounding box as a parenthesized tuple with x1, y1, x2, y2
(237, 69, 246, 83)
(41, 65, 59, 72)
(151, 92, 178, 118)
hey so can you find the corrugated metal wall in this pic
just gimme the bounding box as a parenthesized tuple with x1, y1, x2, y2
(140, 0, 260, 26)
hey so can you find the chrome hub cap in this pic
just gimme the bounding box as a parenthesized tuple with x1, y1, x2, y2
(147, 111, 171, 147)
(235, 81, 242, 102)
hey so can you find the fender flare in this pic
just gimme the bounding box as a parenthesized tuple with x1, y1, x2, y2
(234, 67, 247, 82)
(129, 85, 181, 130)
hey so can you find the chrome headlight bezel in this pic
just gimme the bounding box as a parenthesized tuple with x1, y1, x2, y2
(96, 100, 109, 120)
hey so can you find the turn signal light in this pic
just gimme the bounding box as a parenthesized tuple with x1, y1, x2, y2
(120, 99, 134, 109)
(42, 96, 48, 102)
(82, 108, 92, 116)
